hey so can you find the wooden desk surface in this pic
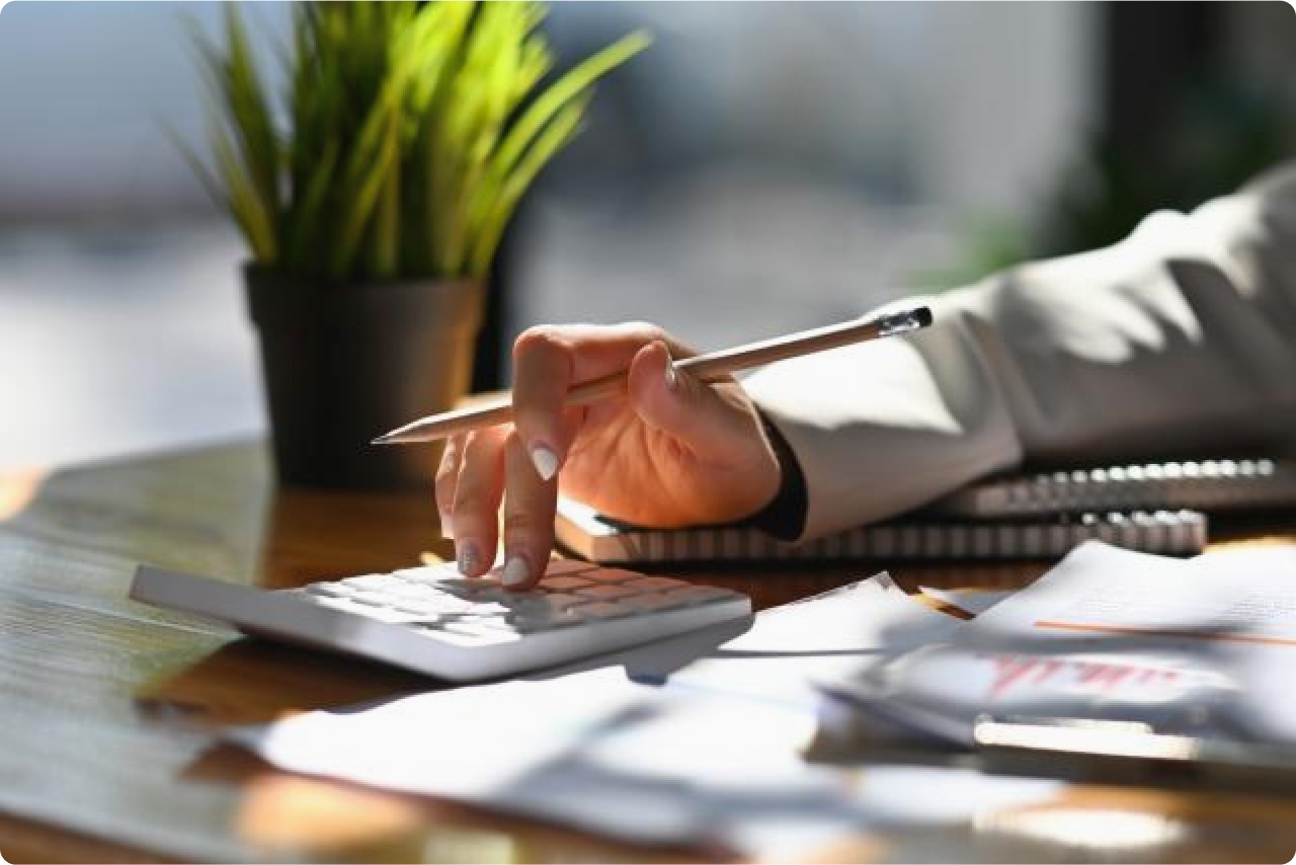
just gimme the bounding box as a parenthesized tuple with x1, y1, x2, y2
(2, 441, 1295, 864)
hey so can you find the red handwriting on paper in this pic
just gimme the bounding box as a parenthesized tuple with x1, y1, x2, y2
(987, 655, 1181, 699)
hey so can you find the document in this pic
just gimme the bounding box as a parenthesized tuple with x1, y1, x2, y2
(971, 542, 1296, 745)
(971, 542, 1296, 646)
(232, 575, 1057, 857)
(641, 572, 963, 710)
(826, 542, 1296, 747)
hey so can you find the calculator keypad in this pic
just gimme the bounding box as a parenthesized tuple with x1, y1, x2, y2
(287, 559, 742, 639)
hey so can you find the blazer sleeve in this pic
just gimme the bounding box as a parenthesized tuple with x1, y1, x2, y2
(746, 162, 1296, 541)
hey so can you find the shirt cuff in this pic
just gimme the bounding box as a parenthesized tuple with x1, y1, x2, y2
(735, 410, 808, 541)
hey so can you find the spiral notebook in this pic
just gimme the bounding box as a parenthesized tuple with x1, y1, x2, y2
(555, 457, 1296, 565)
(928, 458, 1296, 519)
(554, 498, 1208, 564)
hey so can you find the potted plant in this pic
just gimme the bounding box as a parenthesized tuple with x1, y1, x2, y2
(180, 2, 647, 488)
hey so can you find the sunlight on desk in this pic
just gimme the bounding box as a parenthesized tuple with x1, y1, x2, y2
(1, 442, 1295, 863)
(0, 467, 47, 521)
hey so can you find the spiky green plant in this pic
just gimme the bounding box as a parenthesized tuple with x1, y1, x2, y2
(180, 2, 648, 282)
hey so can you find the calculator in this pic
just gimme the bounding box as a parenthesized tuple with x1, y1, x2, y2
(130, 559, 752, 681)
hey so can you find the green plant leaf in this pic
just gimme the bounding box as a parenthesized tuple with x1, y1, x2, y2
(284, 137, 339, 273)
(469, 93, 589, 277)
(211, 122, 278, 263)
(369, 101, 402, 279)
(173, 1, 649, 283)
(486, 30, 649, 193)
(220, 5, 281, 231)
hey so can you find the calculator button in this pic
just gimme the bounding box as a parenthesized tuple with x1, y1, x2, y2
(455, 613, 515, 630)
(393, 598, 459, 616)
(540, 559, 599, 576)
(392, 602, 444, 616)
(347, 591, 391, 607)
(292, 591, 328, 604)
(381, 582, 438, 599)
(624, 577, 684, 591)
(393, 566, 456, 584)
(507, 593, 587, 615)
(303, 582, 350, 597)
(342, 574, 400, 590)
(470, 589, 514, 606)
(468, 602, 512, 617)
(437, 579, 507, 601)
(443, 595, 481, 612)
(588, 568, 644, 583)
(575, 584, 639, 601)
(357, 606, 426, 625)
(435, 577, 488, 592)
(537, 575, 594, 591)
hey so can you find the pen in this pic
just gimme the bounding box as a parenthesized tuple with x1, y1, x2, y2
(372, 305, 933, 445)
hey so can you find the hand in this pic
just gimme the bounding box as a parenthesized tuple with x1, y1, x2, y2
(435, 322, 782, 589)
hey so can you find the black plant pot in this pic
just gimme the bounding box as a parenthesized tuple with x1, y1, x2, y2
(245, 266, 484, 490)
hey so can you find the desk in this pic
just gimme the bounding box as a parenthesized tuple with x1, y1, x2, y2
(2, 441, 1295, 863)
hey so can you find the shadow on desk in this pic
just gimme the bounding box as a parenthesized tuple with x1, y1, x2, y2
(135, 639, 434, 726)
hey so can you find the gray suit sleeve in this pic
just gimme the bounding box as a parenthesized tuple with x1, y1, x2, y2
(746, 163, 1296, 541)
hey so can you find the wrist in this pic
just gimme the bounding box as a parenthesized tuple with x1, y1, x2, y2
(738, 410, 808, 541)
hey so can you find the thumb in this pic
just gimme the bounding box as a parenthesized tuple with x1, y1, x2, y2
(625, 340, 759, 458)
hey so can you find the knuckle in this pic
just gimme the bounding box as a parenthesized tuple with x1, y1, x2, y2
(452, 474, 494, 517)
(513, 325, 568, 363)
(450, 501, 495, 540)
(451, 490, 482, 518)
(617, 320, 664, 344)
(461, 426, 505, 461)
(502, 510, 545, 539)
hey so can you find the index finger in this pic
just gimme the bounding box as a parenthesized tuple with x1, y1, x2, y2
(510, 322, 695, 478)
(511, 326, 576, 481)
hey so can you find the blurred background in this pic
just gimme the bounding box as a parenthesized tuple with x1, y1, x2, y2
(1, 1, 1294, 472)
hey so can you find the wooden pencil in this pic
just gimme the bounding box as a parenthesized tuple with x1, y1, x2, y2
(372, 305, 932, 445)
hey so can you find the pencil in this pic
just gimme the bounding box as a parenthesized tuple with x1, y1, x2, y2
(372, 305, 933, 445)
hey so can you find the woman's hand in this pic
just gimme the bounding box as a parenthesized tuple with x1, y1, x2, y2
(435, 322, 782, 589)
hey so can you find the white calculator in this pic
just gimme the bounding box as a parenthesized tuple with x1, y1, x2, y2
(130, 559, 752, 681)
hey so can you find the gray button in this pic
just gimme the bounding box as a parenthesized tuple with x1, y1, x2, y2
(540, 575, 594, 591)
(576, 584, 639, 601)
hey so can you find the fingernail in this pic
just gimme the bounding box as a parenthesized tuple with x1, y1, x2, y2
(456, 541, 480, 576)
(439, 511, 455, 540)
(530, 444, 559, 481)
(664, 361, 678, 390)
(501, 556, 531, 588)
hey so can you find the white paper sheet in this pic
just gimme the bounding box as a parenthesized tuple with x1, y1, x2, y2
(831, 542, 1296, 746)
(970, 541, 1296, 646)
(232, 575, 1057, 857)
(644, 573, 963, 710)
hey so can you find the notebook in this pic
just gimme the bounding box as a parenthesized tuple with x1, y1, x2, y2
(555, 497, 1208, 564)
(929, 458, 1296, 519)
